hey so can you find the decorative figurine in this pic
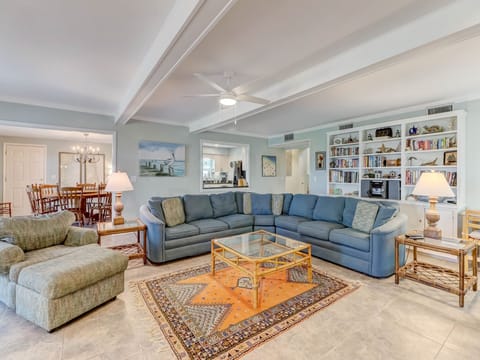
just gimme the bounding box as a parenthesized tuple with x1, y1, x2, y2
(367, 133, 373, 141)
(395, 129, 401, 137)
(408, 125, 418, 135)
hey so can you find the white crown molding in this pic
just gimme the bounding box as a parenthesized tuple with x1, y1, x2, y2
(131, 115, 189, 128)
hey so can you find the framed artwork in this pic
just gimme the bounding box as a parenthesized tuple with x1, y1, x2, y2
(139, 140, 185, 176)
(59, 152, 81, 187)
(444, 150, 457, 165)
(315, 151, 326, 170)
(262, 155, 276, 177)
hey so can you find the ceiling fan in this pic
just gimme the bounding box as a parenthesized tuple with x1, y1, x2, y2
(188, 72, 270, 106)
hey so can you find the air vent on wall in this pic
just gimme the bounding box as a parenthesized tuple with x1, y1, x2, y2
(427, 104, 453, 115)
(339, 123, 353, 130)
(284, 133, 294, 141)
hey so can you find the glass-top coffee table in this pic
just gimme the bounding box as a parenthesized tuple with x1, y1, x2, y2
(211, 230, 312, 309)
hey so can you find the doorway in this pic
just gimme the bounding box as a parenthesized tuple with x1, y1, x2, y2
(3, 143, 47, 216)
(285, 146, 310, 194)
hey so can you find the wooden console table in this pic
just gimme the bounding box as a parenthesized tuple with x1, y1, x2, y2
(395, 235, 477, 307)
(97, 219, 147, 264)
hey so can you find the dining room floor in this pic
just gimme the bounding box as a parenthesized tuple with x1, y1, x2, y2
(1, 237, 479, 360)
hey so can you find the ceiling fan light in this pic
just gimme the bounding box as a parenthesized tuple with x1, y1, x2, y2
(219, 95, 237, 106)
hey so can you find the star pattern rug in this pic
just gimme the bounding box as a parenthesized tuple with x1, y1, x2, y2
(133, 263, 359, 359)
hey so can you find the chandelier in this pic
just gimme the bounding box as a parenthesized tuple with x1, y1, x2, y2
(72, 133, 100, 163)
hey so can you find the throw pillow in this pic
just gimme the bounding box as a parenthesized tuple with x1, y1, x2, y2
(148, 199, 165, 222)
(251, 193, 272, 215)
(373, 205, 398, 229)
(243, 193, 252, 214)
(272, 194, 284, 216)
(183, 194, 213, 223)
(282, 193, 293, 214)
(288, 194, 318, 219)
(313, 196, 345, 223)
(342, 197, 359, 227)
(161, 198, 185, 227)
(352, 201, 379, 233)
(210, 192, 237, 218)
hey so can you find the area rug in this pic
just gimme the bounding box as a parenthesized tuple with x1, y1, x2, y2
(134, 263, 359, 359)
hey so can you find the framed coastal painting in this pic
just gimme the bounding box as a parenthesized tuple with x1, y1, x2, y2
(262, 155, 276, 177)
(139, 141, 185, 177)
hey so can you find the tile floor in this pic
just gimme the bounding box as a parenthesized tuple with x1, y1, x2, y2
(1, 240, 479, 360)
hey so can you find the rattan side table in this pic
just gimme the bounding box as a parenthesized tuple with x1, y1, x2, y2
(97, 219, 147, 264)
(395, 234, 477, 307)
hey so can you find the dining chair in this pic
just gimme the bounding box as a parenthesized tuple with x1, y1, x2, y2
(0, 202, 12, 217)
(88, 191, 112, 224)
(39, 184, 60, 214)
(462, 209, 480, 271)
(59, 186, 84, 225)
(26, 184, 41, 215)
(76, 183, 97, 192)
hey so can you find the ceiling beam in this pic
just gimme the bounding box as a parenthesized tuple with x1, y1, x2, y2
(115, 0, 237, 125)
(188, 0, 480, 133)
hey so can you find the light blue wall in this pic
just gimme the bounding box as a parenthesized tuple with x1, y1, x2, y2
(268, 99, 480, 209)
(117, 121, 285, 219)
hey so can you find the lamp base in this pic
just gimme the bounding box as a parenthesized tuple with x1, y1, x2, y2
(113, 216, 125, 225)
(424, 227, 442, 239)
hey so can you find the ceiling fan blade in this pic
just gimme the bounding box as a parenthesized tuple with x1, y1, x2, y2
(184, 94, 219, 97)
(236, 94, 270, 105)
(193, 73, 226, 93)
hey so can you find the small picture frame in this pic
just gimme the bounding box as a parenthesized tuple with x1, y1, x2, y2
(444, 150, 457, 165)
(315, 151, 326, 170)
(261, 155, 277, 177)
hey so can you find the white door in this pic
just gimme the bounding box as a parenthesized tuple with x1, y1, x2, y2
(285, 148, 310, 194)
(4, 144, 46, 215)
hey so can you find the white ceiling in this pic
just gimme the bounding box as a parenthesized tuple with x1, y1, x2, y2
(1, 0, 480, 138)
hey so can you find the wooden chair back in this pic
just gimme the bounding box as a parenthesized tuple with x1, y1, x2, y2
(59, 186, 83, 223)
(0, 202, 12, 217)
(39, 184, 60, 214)
(76, 183, 97, 192)
(26, 184, 41, 215)
(463, 209, 480, 240)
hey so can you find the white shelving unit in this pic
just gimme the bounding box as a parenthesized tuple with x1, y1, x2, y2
(326, 110, 466, 237)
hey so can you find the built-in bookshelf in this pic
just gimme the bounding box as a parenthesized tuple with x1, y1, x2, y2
(326, 110, 466, 237)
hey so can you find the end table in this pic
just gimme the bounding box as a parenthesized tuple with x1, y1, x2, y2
(97, 219, 147, 264)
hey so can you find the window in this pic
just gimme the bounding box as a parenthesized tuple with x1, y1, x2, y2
(201, 140, 249, 189)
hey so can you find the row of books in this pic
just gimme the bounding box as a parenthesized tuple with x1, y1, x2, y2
(330, 147, 359, 156)
(405, 170, 457, 186)
(362, 155, 400, 168)
(406, 137, 456, 151)
(330, 159, 359, 168)
(329, 171, 359, 183)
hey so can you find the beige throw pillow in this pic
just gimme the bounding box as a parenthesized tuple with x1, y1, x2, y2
(161, 198, 185, 227)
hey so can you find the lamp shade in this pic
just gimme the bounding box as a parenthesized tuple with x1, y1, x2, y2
(105, 172, 133, 192)
(411, 171, 454, 198)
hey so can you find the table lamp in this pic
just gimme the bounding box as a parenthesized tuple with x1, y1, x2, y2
(105, 171, 133, 225)
(411, 171, 455, 239)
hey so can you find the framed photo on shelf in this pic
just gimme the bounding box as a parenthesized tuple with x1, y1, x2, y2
(261, 155, 276, 177)
(315, 151, 326, 170)
(444, 150, 457, 165)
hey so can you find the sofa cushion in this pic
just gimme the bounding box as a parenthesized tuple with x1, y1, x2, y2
(16, 244, 128, 299)
(243, 193, 252, 214)
(251, 193, 272, 215)
(217, 214, 254, 229)
(148, 199, 165, 222)
(183, 194, 214, 223)
(275, 215, 309, 232)
(288, 194, 318, 219)
(352, 201, 379, 233)
(235, 192, 244, 213)
(189, 219, 229, 234)
(313, 196, 345, 223)
(0, 211, 75, 251)
(165, 223, 200, 240)
(329, 228, 370, 252)
(282, 193, 293, 214)
(254, 215, 275, 226)
(0, 242, 24, 274)
(297, 221, 345, 240)
(342, 197, 360, 227)
(272, 194, 284, 216)
(373, 205, 398, 229)
(161, 197, 185, 227)
(210, 192, 237, 217)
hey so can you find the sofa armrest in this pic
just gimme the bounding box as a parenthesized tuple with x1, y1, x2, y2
(139, 204, 166, 263)
(0, 241, 25, 274)
(369, 213, 407, 277)
(64, 226, 98, 246)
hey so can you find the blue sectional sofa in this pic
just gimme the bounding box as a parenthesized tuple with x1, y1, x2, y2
(139, 192, 407, 277)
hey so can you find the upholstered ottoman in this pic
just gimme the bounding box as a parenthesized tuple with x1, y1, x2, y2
(14, 244, 128, 331)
